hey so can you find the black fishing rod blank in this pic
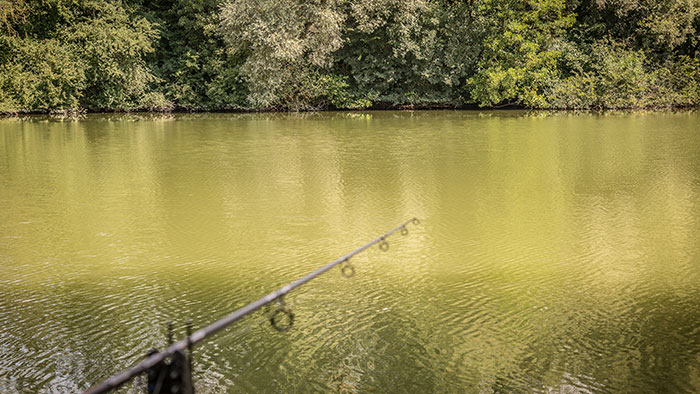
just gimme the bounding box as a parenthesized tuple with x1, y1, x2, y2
(84, 217, 420, 394)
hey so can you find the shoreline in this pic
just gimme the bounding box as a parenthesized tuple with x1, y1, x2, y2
(1, 105, 698, 120)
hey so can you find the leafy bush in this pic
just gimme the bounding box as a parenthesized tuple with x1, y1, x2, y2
(0, 0, 161, 112)
(0, 37, 85, 112)
(466, 0, 575, 108)
(140, 0, 247, 110)
(318, 74, 374, 109)
(64, 2, 159, 110)
(331, 0, 476, 107)
(544, 41, 700, 109)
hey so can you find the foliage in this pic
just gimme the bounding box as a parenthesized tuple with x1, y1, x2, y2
(466, 0, 576, 107)
(138, 0, 247, 110)
(580, 0, 700, 51)
(64, 1, 160, 110)
(318, 74, 374, 109)
(0, 36, 84, 112)
(0, 0, 161, 112)
(219, 0, 347, 109)
(218, 0, 484, 108)
(332, 0, 479, 106)
(544, 40, 700, 109)
(0, 0, 698, 112)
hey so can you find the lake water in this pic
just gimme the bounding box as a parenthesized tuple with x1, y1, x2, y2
(1, 111, 699, 393)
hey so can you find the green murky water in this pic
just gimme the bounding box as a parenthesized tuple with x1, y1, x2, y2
(1, 111, 699, 393)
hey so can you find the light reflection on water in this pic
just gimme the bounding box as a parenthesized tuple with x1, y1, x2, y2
(1, 111, 699, 393)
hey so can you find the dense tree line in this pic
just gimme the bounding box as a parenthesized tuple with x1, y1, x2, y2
(0, 0, 698, 112)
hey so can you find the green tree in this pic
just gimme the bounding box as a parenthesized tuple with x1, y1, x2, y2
(219, 0, 346, 109)
(0, 0, 163, 112)
(467, 0, 575, 107)
(138, 0, 246, 110)
(63, 1, 160, 110)
(580, 0, 700, 51)
(332, 0, 479, 107)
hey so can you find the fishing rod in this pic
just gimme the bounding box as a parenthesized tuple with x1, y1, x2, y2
(85, 217, 421, 394)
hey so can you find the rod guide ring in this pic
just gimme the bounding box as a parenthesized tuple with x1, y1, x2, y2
(341, 261, 355, 278)
(379, 239, 389, 251)
(270, 307, 294, 332)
